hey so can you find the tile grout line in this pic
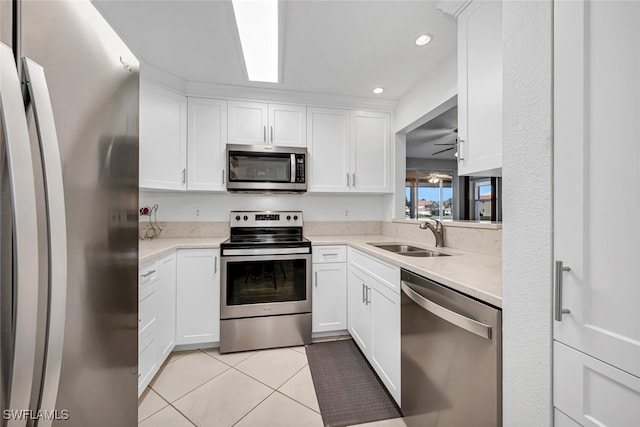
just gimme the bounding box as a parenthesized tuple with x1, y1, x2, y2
(276, 366, 322, 415)
(273, 389, 324, 418)
(141, 387, 197, 427)
(230, 389, 278, 427)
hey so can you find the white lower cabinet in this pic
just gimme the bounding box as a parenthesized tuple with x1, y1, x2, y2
(138, 259, 159, 396)
(554, 341, 640, 427)
(156, 252, 177, 360)
(176, 249, 220, 345)
(312, 246, 347, 333)
(347, 248, 401, 404)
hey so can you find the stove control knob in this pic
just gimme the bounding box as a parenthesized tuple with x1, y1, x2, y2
(243, 215, 248, 221)
(287, 215, 291, 220)
(293, 215, 298, 221)
(235, 215, 241, 221)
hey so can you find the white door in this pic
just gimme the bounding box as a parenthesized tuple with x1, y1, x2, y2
(554, 1, 640, 423)
(347, 266, 371, 354)
(457, 0, 502, 177)
(351, 111, 390, 193)
(140, 80, 187, 190)
(307, 107, 350, 192)
(156, 252, 176, 360)
(228, 100, 268, 145)
(268, 103, 306, 147)
(312, 263, 347, 333)
(176, 249, 220, 345)
(370, 280, 401, 404)
(187, 97, 227, 191)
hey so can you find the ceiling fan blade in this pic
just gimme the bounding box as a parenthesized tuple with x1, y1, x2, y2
(432, 147, 455, 156)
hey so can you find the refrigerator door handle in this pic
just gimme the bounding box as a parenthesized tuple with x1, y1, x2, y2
(22, 57, 68, 421)
(0, 43, 40, 420)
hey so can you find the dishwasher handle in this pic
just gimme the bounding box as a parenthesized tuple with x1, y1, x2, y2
(401, 281, 492, 340)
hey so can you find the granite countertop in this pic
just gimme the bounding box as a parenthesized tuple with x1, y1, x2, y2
(139, 237, 227, 263)
(139, 234, 502, 307)
(309, 235, 502, 308)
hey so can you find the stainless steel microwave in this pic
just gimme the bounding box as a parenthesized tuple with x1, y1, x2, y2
(226, 144, 307, 192)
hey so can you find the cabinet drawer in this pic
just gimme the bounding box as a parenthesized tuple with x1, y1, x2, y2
(313, 245, 347, 263)
(139, 259, 159, 296)
(348, 248, 400, 294)
(138, 325, 156, 389)
(139, 285, 157, 334)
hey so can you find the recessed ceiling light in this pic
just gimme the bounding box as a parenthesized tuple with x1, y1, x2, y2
(232, 0, 279, 83)
(372, 87, 384, 95)
(415, 34, 432, 46)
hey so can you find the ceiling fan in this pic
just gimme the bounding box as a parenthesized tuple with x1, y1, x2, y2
(432, 128, 458, 156)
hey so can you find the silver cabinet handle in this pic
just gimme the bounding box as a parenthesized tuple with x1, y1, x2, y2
(346, 173, 350, 186)
(322, 253, 338, 257)
(0, 42, 40, 418)
(401, 281, 492, 340)
(458, 138, 465, 161)
(554, 261, 571, 321)
(270, 125, 274, 143)
(222, 169, 225, 184)
(315, 271, 318, 287)
(23, 56, 70, 418)
(215, 256, 218, 274)
(263, 125, 266, 143)
(352, 173, 356, 187)
(141, 269, 156, 278)
(365, 286, 371, 305)
(182, 168, 186, 184)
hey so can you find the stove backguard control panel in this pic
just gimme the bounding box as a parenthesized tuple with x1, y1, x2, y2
(230, 211, 303, 228)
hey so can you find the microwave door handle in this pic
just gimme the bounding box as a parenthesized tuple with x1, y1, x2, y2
(290, 154, 296, 183)
(0, 43, 40, 418)
(23, 57, 69, 422)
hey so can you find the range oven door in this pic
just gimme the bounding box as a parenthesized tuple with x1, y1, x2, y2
(221, 253, 312, 319)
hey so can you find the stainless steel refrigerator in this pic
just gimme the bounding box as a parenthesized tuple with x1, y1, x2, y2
(0, 0, 138, 425)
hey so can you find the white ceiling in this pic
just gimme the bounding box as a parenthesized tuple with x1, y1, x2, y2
(406, 105, 457, 160)
(93, 0, 457, 101)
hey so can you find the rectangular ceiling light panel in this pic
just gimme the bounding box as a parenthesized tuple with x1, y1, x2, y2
(232, 0, 279, 83)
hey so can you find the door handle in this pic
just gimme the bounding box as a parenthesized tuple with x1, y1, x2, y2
(315, 271, 318, 287)
(346, 173, 350, 187)
(215, 256, 218, 274)
(222, 169, 225, 184)
(182, 168, 186, 184)
(352, 173, 356, 187)
(362, 283, 365, 303)
(458, 139, 465, 161)
(365, 286, 371, 305)
(23, 56, 70, 420)
(554, 261, 571, 321)
(263, 125, 266, 143)
(0, 42, 40, 419)
(141, 269, 156, 278)
(270, 125, 274, 143)
(401, 282, 492, 340)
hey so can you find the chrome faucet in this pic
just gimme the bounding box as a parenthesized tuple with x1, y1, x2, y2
(420, 219, 444, 247)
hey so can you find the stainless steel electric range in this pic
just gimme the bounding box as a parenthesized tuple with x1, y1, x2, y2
(220, 211, 312, 353)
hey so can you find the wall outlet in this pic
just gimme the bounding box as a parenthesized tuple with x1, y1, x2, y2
(344, 210, 349, 217)
(195, 207, 201, 217)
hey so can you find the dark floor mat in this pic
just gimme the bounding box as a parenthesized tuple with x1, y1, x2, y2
(306, 339, 402, 427)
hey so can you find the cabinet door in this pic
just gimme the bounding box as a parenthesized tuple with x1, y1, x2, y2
(228, 100, 268, 145)
(554, 0, 640, 379)
(457, 0, 502, 176)
(176, 249, 220, 345)
(187, 97, 227, 191)
(156, 252, 177, 361)
(268, 103, 306, 147)
(351, 111, 391, 193)
(307, 107, 350, 192)
(140, 80, 187, 190)
(370, 279, 401, 404)
(554, 341, 640, 426)
(312, 263, 347, 333)
(347, 265, 371, 355)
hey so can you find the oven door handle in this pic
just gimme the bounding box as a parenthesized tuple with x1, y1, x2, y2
(401, 282, 492, 340)
(222, 247, 310, 256)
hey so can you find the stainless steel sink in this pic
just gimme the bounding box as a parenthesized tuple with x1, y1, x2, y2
(367, 242, 450, 257)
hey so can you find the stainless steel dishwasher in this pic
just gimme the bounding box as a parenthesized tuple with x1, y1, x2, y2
(400, 269, 502, 427)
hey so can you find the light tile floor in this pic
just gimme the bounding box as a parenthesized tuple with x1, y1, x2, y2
(138, 335, 406, 427)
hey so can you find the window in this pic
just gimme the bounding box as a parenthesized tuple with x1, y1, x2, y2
(405, 170, 454, 220)
(474, 180, 493, 220)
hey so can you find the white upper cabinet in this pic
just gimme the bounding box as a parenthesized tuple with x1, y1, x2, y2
(228, 101, 306, 147)
(351, 111, 391, 192)
(307, 107, 350, 192)
(308, 108, 392, 193)
(187, 97, 227, 191)
(554, 1, 640, 423)
(227, 101, 269, 145)
(269, 103, 307, 147)
(140, 79, 187, 190)
(457, 0, 502, 176)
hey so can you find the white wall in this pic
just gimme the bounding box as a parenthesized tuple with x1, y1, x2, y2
(140, 191, 394, 222)
(502, 2, 553, 426)
(393, 52, 457, 133)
